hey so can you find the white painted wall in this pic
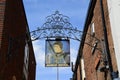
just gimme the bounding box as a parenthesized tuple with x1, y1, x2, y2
(107, 0, 120, 77)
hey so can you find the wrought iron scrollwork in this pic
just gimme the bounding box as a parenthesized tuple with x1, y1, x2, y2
(31, 11, 83, 41)
(30, 11, 101, 51)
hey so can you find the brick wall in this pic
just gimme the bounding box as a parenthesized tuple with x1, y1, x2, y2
(82, 0, 108, 80)
(0, 1, 6, 49)
(0, 0, 6, 74)
(79, 0, 118, 80)
(0, 0, 36, 80)
(102, 0, 118, 72)
(77, 66, 80, 80)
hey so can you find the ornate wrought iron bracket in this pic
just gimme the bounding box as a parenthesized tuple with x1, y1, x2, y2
(30, 11, 101, 51)
(31, 11, 82, 40)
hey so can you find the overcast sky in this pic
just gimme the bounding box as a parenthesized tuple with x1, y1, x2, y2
(23, 0, 89, 80)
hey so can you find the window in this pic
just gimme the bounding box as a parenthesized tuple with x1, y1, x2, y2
(7, 37, 13, 61)
(24, 41, 29, 70)
(7, 37, 20, 61)
(81, 57, 86, 80)
(23, 41, 29, 80)
(90, 22, 95, 37)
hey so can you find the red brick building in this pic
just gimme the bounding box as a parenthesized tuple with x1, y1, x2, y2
(0, 0, 36, 80)
(72, 0, 120, 80)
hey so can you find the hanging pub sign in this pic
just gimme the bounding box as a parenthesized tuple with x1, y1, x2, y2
(45, 39, 70, 67)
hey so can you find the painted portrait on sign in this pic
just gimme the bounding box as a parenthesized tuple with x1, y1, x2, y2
(45, 39, 70, 67)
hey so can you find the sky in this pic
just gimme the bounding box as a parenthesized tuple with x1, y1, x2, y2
(23, 0, 90, 80)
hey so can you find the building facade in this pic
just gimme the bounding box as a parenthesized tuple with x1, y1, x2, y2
(0, 0, 36, 80)
(73, 0, 120, 80)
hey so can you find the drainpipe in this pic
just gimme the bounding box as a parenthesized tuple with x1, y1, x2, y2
(100, 0, 119, 79)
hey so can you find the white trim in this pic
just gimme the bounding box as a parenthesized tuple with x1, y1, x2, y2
(81, 58, 86, 80)
(91, 22, 95, 36)
(23, 42, 29, 80)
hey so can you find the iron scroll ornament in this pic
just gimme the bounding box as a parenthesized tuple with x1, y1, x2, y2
(30, 11, 110, 73)
(31, 11, 83, 40)
(30, 11, 100, 50)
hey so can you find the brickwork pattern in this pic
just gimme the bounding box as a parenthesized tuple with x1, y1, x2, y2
(0, 0, 36, 80)
(0, 1, 6, 48)
(0, 0, 6, 74)
(78, 0, 118, 80)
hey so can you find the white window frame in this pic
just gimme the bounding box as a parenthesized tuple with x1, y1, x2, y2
(90, 22, 95, 36)
(23, 41, 29, 80)
(81, 57, 86, 80)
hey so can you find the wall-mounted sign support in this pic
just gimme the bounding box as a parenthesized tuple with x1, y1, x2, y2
(30, 11, 101, 51)
(30, 11, 103, 80)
